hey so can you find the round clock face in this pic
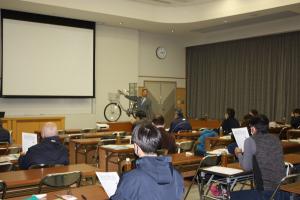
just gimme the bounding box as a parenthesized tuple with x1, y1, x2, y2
(156, 47, 167, 59)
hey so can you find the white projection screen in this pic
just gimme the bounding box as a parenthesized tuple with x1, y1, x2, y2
(1, 10, 95, 97)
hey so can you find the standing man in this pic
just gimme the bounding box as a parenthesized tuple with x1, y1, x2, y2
(119, 88, 152, 120)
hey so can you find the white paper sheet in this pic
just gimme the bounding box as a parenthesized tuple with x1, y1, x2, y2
(22, 132, 38, 153)
(232, 127, 250, 151)
(204, 166, 243, 175)
(96, 172, 120, 197)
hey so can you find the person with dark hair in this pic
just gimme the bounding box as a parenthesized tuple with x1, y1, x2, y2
(220, 108, 240, 135)
(227, 114, 253, 154)
(152, 115, 177, 154)
(231, 115, 286, 200)
(169, 109, 192, 133)
(111, 123, 184, 200)
(290, 108, 300, 129)
(249, 109, 258, 117)
(119, 88, 152, 119)
(0, 120, 11, 144)
(131, 110, 148, 130)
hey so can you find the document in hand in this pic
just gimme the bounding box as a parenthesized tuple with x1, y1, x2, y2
(232, 127, 250, 152)
(96, 172, 120, 197)
(22, 132, 38, 153)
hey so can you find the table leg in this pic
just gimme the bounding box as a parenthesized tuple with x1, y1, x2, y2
(84, 144, 87, 164)
(226, 177, 230, 200)
(75, 144, 78, 164)
(199, 172, 205, 200)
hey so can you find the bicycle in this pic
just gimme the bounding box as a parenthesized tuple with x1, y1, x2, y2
(104, 90, 138, 122)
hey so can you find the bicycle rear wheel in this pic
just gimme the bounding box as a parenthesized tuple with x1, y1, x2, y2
(104, 103, 122, 122)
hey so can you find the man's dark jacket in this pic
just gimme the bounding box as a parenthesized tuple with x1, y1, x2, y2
(111, 156, 184, 200)
(18, 136, 69, 169)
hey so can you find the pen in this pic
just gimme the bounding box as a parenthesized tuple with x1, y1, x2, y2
(81, 194, 87, 200)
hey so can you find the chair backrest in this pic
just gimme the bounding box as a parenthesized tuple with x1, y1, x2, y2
(8, 146, 21, 154)
(156, 149, 168, 156)
(0, 142, 9, 156)
(29, 164, 52, 169)
(286, 129, 300, 139)
(38, 171, 81, 193)
(80, 128, 96, 133)
(199, 155, 221, 168)
(0, 163, 13, 172)
(269, 173, 300, 200)
(0, 180, 7, 199)
(177, 141, 195, 153)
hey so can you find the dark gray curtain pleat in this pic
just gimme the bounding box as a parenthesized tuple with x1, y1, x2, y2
(187, 31, 300, 121)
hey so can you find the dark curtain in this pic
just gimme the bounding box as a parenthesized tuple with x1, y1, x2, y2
(186, 31, 300, 121)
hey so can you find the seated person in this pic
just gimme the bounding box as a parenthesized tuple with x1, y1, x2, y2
(111, 123, 184, 200)
(249, 109, 258, 117)
(0, 120, 11, 143)
(220, 108, 240, 135)
(195, 129, 217, 156)
(169, 109, 192, 133)
(227, 114, 252, 155)
(152, 115, 177, 154)
(18, 122, 69, 169)
(232, 115, 286, 200)
(290, 108, 300, 129)
(131, 110, 149, 130)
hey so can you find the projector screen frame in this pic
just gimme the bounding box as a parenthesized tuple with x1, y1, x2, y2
(1, 9, 96, 98)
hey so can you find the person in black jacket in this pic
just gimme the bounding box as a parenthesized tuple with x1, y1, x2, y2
(18, 122, 69, 169)
(0, 120, 11, 143)
(221, 108, 240, 135)
(290, 108, 300, 129)
(169, 109, 192, 133)
(152, 115, 177, 154)
(111, 122, 184, 200)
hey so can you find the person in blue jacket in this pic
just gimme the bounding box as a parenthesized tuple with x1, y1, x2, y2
(0, 120, 11, 144)
(18, 122, 69, 169)
(169, 109, 192, 133)
(111, 123, 184, 200)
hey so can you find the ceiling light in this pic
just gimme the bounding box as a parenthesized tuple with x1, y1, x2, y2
(171, 29, 174, 33)
(119, 22, 123, 25)
(223, 20, 228, 23)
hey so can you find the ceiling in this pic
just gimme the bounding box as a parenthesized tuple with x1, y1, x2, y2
(128, 0, 215, 7)
(1, 0, 300, 39)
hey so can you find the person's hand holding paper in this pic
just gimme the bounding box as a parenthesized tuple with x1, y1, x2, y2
(232, 127, 250, 152)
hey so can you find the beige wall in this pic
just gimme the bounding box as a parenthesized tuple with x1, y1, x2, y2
(0, 24, 185, 128)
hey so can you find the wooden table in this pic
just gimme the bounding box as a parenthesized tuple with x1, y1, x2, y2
(282, 141, 300, 154)
(175, 131, 201, 139)
(7, 185, 109, 200)
(69, 136, 131, 164)
(98, 144, 134, 173)
(280, 182, 300, 195)
(0, 163, 100, 197)
(171, 153, 202, 166)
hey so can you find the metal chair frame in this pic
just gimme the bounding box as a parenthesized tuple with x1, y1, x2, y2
(38, 171, 81, 193)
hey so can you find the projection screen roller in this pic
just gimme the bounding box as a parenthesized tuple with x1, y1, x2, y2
(1, 10, 95, 97)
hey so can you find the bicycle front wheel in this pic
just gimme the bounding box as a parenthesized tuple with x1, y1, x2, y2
(104, 103, 122, 122)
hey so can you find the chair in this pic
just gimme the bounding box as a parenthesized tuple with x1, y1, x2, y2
(184, 155, 221, 200)
(0, 142, 9, 155)
(0, 180, 7, 199)
(93, 139, 116, 167)
(156, 149, 168, 156)
(177, 140, 195, 153)
(38, 171, 81, 193)
(0, 162, 13, 172)
(29, 164, 52, 169)
(270, 173, 300, 200)
(286, 129, 300, 140)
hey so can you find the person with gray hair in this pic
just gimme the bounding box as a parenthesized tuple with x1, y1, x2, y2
(18, 122, 69, 169)
(111, 122, 184, 200)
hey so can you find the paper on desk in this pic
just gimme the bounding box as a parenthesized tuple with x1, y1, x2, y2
(96, 172, 119, 197)
(22, 132, 38, 153)
(207, 148, 228, 155)
(232, 127, 249, 152)
(205, 166, 243, 175)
